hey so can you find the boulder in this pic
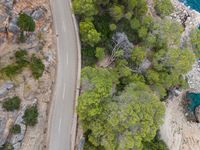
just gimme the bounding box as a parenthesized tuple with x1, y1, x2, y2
(195, 106, 200, 122)
(31, 8, 45, 20)
(78, 137, 85, 150)
(8, 17, 19, 33)
(0, 14, 7, 33)
(9, 98, 38, 150)
(185, 111, 196, 122)
(1, 0, 14, 10)
(0, 116, 8, 146)
(0, 82, 14, 99)
(13, 143, 21, 150)
(10, 107, 27, 147)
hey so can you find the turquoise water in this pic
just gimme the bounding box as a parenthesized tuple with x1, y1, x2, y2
(186, 93, 200, 112)
(180, 0, 200, 13)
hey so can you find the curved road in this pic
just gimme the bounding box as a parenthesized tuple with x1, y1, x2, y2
(48, 0, 78, 149)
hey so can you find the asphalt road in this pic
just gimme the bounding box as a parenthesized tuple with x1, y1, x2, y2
(48, 0, 78, 149)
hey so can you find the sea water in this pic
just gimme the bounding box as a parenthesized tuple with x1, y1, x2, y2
(186, 93, 200, 112)
(180, 0, 200, 13)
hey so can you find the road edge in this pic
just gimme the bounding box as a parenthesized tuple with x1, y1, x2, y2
(45, 0, 59, 149)
(69, 1, 81, 150)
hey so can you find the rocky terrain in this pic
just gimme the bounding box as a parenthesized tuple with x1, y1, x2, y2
(160, 0, 200, 149)
(0, 0, 56, 150)
(170, 0, 200, 48)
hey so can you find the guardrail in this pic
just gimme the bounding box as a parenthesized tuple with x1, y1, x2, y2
(69, 0, 81, 150)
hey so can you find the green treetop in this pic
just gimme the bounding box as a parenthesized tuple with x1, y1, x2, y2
(80, 21, 101, 46)
(109, 5, 124, 22)
(17, 13, 35, 32)
(155, 0, 174, 17)
(73, 0, 98, 18)
(83, 82, 165, 149)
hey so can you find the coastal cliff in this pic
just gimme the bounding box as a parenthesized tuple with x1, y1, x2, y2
(160, 1, 200, 150)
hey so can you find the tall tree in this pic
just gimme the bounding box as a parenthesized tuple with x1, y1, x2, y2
(17, 13, 35, 32)
(81, 82, 165, 149)
(80, 21, 101, 46)
(73, 0, 98, 18)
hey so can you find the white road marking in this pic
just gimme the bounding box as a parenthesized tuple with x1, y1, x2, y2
(62, 21, 66, 32)
(58, 119, 62, 133)
(66, 53, 69, 65)
(62, 85, 66, 99)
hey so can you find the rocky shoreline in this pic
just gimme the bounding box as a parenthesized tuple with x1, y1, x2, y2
(171, 0, 200, 48)
(171, 0, 200, 27)
(160, 1, 200, 150)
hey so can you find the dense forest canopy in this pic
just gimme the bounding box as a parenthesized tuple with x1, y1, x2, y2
(73, 0, 198, 149)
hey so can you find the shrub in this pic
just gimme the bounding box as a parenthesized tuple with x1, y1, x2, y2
(143, 134, 168, 150)
(0, 143, 13, 150)
(17, 13, 35, 32)
(109, 23, 117, 31)
(11, 124, 21, 134)
(30, 55, 45, 79)
(23, 106, 38, 126)
(95, 47, 105, 61)
(155, 0, 174, 17)
(19, 31, 25, 43)
(15, 50, 29, 67)
(1, 64, 22, 78)
(2, 97, 21, 111)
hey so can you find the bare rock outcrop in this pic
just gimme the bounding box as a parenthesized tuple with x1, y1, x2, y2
(195, 106, 200, 122)
(0, 116, 9, 146)
(0, 82, 14, 99)
(9, 99, 37, 150)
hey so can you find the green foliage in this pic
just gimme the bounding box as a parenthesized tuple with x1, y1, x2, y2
(23, 106, 38, 126)
(109, 5, 124, 22)
(11, 124, 21, 134)
(15, 50, 29, 67)
(81, 46, 97, 66)
(109, 23, 117, 31)
(79, 80, 165, 149)
(130, 17, 140, 30)
(127, 0, 137, 10)
(153, 48, 195, 74)
(190, 29, 200, 58)
(93, 14, 113, 46)
(80, 21, 101, 46)
(30, 55, 45, 79)
(1, 64, 22, 78)
(95, 47, 105, 60)
(2, 97, 21, 111)
(138, 26, 148, 39)
(17, 13, 35, 32)
(0, 143, 13, 150)
(19, 31, 25, 43)
(150, 18, 184, 48)
(73, 0, 98, 18)
(78, 67, 118, 123)
(131, 47, 146, 66)
(155, 0, 174, 17)
(74, 0, 196, 149)
(1, 50, 28, 78)
(1, 50, 44, 80)
(143, 134, 168, 150)
(148, 48, 195, 97)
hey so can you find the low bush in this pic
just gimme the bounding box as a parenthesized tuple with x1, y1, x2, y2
(2, 96, 21, 111)
(30, 55, 45, 79)
(23, 106, 38, 126)
(0, 143, 13, 150)
(11, 124, 21, 134)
